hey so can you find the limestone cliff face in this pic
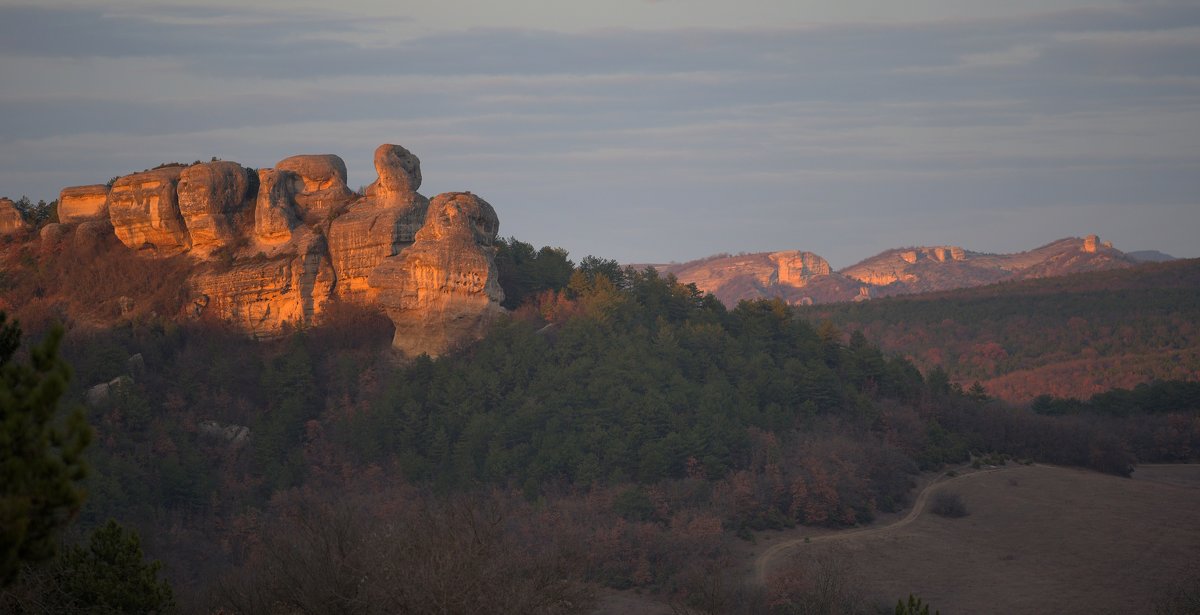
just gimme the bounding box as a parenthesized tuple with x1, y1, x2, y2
(368, 192, 504, 357)
(108, 167, 190, 255)
(0, 198, 28, 234)
(58, 185, 110, 224)
(177, 161, 256, 256)
(45, 143, 506, 355)
(327, 144, 429, 302)
(842, 246, 971, 287)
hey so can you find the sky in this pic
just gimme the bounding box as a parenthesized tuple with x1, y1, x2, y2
(1, 0, 1197, 268)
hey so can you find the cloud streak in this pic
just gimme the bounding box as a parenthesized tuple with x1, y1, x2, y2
(0, 2, 1197, 266)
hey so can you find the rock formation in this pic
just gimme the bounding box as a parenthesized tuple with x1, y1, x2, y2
(57, 185, 109, 223)
(369, 192, 504, 357)
(327, 144, 429, 302)
(275, 154, 355, 224)
(176, 161, 256, 256)
(108, 166, 190, 255)
(39, 143, 506, 357)
(0, 198, 28, 234)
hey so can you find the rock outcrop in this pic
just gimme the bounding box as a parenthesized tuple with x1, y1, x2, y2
(327, 144, 429, 302)
(369, 192, 504, 357)
(176, 161, 256, 256)
(108, 166, 190, 255)
(57, 184, 110, 223)
(275, 154, 355, 224)
(0, 198, 28, 234)
(41, 143, 506, 356)
(190, 229, 335, 335)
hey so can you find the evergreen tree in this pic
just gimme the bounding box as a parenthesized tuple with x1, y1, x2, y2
(49, 520, 175, 614)
(1, 313, 91, 586)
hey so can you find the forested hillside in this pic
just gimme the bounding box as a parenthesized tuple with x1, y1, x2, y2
(799, 259, 1200, 402)
(3, 240, 1197, 614)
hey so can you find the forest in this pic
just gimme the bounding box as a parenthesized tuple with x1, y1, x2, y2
(800, 258, 1200, 402)
(2, 234, 1199, 613)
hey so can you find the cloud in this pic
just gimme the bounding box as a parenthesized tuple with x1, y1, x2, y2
(0, 2, 1197, 265)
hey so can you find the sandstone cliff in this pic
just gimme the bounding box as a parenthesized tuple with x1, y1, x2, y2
(57, 185, 110, 224)
(0, 198, 28, 234)
(45, 144, 506, 357)
(369, 192, 504, 357)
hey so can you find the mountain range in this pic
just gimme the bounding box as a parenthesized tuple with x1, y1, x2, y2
(645, 235, 1168, 306)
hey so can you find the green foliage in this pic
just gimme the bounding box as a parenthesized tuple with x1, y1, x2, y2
(10, 197, 58, 228)
(49, 520, 174, 614)
(1, 314, 91, 586)
(896, 593, 939, 615)
(494, 237, 575, 309)
(1034, 381, 1200, 417)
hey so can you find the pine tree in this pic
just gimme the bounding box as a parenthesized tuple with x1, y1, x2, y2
(51, 519, 175, 613)
(0, 313, 91, 586)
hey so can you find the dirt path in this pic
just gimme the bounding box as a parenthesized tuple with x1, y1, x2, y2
(753, 465, 1006, 585)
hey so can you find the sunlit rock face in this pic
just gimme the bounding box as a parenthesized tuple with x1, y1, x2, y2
(108, 166, 190, 255)
(190, 229, 335, 336)
(327, 144, 429, 302)
(177, 161, 257, 256)
(275, 154, 355, 224)
(58, 185, 110, 224)
(0, 198, 28, 234)
(369, 192, 505, 357)
(49, 143, 506, 355)
(253, 168, 300, 246)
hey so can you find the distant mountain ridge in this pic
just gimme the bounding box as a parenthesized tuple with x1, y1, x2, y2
(645, 235, 1143, 306)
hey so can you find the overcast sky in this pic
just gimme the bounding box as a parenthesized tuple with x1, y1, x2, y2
(1, 0, 1197, 267)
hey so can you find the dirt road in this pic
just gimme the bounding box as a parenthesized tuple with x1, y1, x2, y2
(754, 465, 1006, 584)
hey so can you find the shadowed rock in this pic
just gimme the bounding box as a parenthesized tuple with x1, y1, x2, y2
(254, 168, 300, 246)
(0, 198, 28, 234)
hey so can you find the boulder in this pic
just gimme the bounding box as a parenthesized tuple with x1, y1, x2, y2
(57, 184, 110, 223)
(327, 144, 429, 301)
(0, 198, 28, 234)
(275, 154, 355, 223)
(39, 222, 67, 245)
(369, 192, 504, 357)
(108, 166, 190, 255)
(75, 219, 116, 251)
(189, 228, 335, 336)
(177, 161, 256, 256)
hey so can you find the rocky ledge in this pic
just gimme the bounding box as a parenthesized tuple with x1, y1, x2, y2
(49, 144, 505, 357)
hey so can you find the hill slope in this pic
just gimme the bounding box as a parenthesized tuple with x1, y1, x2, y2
(798, 258, 1200, 401)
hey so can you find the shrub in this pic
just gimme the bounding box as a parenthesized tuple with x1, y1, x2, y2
(930, 491, 968, 518)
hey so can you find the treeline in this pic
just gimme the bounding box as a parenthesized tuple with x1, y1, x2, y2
(1032, 380, 1200, 417)
(800, 259, 1200, 400)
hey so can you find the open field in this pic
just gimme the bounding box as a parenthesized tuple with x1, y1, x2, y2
(767, 464, 1200, 614)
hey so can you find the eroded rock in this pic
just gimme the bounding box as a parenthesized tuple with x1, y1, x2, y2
(0, 198, 28, 234)
(177, 161, 256, 256)
(369, 192, 504, 357)
(275, 154, 355, 223)
(189, 228, 335, 336)
(108, 166, 190, 255)
(327, 144, 429, 301)
(58, 184, 110, 224)
(253, 168, 300, 247)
